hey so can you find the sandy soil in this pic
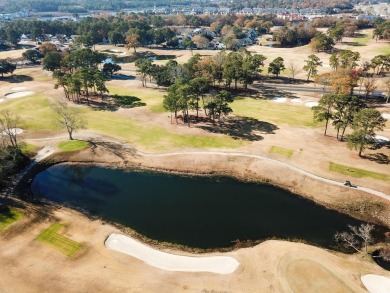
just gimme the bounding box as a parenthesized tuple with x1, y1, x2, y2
(0, 204, 389, 293)
(5, 91, 35, 99)
(105, 234, 239, 274)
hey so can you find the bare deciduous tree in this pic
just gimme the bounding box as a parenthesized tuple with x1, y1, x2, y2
(335, 223, 374, 253)
(51, 101, 86, 140)
(0, 110, 20, 150)
(379, 247, 390, 261)
(288, 60, 302, 80)
(363, 78, 377, 98)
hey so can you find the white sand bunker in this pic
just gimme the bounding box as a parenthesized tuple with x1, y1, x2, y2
(11, 86, 27, 91)
(1, 128, 23, 135)
(290, 99, 301, 103)
(273, 97, 287, 103)
(382, 113, 390, 119)
(361, 274, 390, 293)
(5, 91, 34, 99)
(305, 101, 319, 107)
(105, 234, 239, 274)
(374, 135, 390, 142)
(0, 98, 4, 103)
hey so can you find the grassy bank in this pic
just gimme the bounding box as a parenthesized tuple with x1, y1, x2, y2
(329, 162, 390, 182)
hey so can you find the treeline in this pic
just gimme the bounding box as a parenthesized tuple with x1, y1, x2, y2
(273, 24, 317, 46)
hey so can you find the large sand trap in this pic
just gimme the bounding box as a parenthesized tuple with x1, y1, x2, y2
(0, 98, 4, 103)
(105, 233, 239, 274)
(5, 91, 34, 99)
(1, 128, 23, 135)
(382, 113, 390, 119)
(11, 86, 26, 91)
(361, 274, 390, 293)
(273, 97, 287, 103)
(290, 98, 301, 103)
(305, 101, 319, 107)
(374, 135, 390, 142)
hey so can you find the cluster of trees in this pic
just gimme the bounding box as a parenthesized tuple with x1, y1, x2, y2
(273, 25, 317, 46)
(313, 94, 386, 156)
(0, 59, 16, 77)
(135, 50, 268, 91)
(46, 48, 109, 105)
(373, 20, 390, 40)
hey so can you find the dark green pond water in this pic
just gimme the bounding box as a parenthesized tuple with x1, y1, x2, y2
(32, 164, 369, 249)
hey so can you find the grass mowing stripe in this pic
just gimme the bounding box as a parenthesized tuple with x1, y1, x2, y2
(270, 146, 294, 158)
(36, 223, 82, 256)
(329, 162, 390, 182)
(0, 208, 24, 232)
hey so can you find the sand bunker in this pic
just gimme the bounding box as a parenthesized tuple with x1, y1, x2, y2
(1, 128, 23, 135)
(382, 113, 390, 119)
(361, 274, 390, 293)
(273, 97, 287, 103)
(105, 234, 239, 274)
(290, 99, 301, 103)
(305, 101, 319, 107)
(11, 86, 27, 91)
(5, 91, 34, 99)
(374, 135, 390, 142)
(0, 98, 4, 103)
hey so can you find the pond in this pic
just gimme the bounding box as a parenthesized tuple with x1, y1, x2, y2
(31, 164, 379, 249)
(103, 54, 176, 64)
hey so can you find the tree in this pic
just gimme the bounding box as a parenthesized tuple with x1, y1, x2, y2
(332, 95, 365, 141)
(42, 51, 62, 72)
(347, 108, 386, 156)
(363, 78, 377, 98)
(288, 60, 301, 79)
(103, 62, 122, 77)
(189, 77, 211, 117)
(335, 223, 374, 253)
(312, 94, 336, 135)
(22, 49, 42, 64)
(240, 53, 266, 90)
(310, 33, 334, 53)
(328, 25, 344, 42)
(192, 35, 209, 49)
(330, 50, 360, 70)
(39, 42, 58, 56)
(135, 59, 153, 87)
(0, 59, 16, 77)
(303, 54, 322, 81)
(206, 90, 234, 122)
(0, 110, 20, 150)
(51, 101, 86, 140)
(223, 52, 243, 89)
(384, 77, 390, 103)
(268, 57, 285, 77)
(125, 33, 140, 53)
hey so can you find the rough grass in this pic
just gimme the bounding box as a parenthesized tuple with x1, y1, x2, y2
(19, 142, 38, 156)
(0, 94, 58, 130)
(270, 146, 293, 158)
(232, 98, 322, 127)
(329, 162, 390, 182)
(355, 32, 371, 46)
(36, 223, 82, 256)
(58, 140, 89, 152)
(0, 208, 24, 232)
(380, 46, 390, 55)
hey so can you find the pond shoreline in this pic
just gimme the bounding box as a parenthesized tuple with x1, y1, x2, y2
(12, 144, 390, 253)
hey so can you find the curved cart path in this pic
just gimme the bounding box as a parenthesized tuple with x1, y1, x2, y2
(26, 133, 390, 202)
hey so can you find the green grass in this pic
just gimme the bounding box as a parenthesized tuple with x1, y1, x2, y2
(0, 208, 24, 232)
(58, 140, 89, 152)
(108, 85, 165, 112)
(2, 93, 244, 151)
(380, 46, 390, 55)
(19, 142, 38, 156)
(232, 98, 322, 127)
(86, 110, 243, 150)
(329, 162, 390, 182)
(36, 223, 83, 256)
(270, 146, 294, 158)
(355, 32, 371, 46)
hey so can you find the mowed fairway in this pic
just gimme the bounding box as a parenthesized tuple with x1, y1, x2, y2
(232, 98, 322, 127)
(329, 162, 390, 182)
(36, 223, 82, 256)
(285, 259, 356, 293)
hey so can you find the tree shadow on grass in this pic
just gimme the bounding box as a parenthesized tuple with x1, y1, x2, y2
(113, 94, 146, 108)
(363, 153, 389, 164)
(0, 75, 33, 83)
(198, 116, 278, 141)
